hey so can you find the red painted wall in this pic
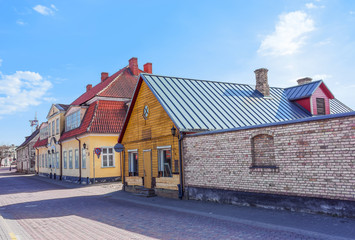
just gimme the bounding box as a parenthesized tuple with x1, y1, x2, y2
(311, 87, 330, 115)
(295, 98, 311, 113)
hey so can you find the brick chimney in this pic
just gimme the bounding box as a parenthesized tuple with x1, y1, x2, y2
(101, 72, 109, 82)
(86, 84, 92, 92)
(129, 57, 139, 76)
(254, 68, 270, 97)
(143, 63, 152, 74)
(297, 77, 312, 85)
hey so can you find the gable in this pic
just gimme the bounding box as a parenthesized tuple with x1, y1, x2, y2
(46, 104, 60, 119)
(120, 81, 175, 144)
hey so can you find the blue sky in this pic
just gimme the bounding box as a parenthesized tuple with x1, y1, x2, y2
(0, 0, 354, 145)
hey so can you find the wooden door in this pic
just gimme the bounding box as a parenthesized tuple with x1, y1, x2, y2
(143, 150, 152, 188)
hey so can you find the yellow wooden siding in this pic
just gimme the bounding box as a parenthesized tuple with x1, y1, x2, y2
(122, 81, 180, 189)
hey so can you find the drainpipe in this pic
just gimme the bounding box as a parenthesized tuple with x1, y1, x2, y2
(178, 132, 185, 199)
(75, 137, 82, 183)
(122, 151, 125, 191)
(36, 148, 39, 174)
(59, 141, 62, 180)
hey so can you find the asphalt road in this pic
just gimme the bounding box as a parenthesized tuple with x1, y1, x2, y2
(0, 167, 354, 240)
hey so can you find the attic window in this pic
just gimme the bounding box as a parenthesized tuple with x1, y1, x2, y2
(143, 105, 149, 120)
(66, 111, 80, 131)
(316, 98, 325, 115)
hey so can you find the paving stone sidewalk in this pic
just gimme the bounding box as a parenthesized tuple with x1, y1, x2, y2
(1, 169, 354, 240)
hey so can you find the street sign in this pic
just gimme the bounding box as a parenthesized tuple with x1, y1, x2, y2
(114, 143, 124, 152)
(94, 148, 101, 157)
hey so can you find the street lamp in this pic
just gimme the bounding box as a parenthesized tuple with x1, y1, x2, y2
(171, 126, 176, 137)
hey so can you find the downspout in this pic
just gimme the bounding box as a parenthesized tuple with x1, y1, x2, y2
(36, 148, 39, 174)
(75, 137, 82, 183)
(59, 141, 62, 180)
(178, 132, 185, 199)
(122, 151, 125, 191)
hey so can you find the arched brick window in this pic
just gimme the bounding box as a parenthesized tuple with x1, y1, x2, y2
(251, 134, 276, 167)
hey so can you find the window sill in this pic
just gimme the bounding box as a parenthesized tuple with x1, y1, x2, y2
(249, 165, 279, 173)
(101, 166, 115, 168)
(249, 165, 279, 169)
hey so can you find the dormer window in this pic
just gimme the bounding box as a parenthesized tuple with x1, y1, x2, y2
(66, 111, 80, 131)
(316, 98, 325, 115)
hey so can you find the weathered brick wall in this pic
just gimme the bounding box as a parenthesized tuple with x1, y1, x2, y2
(183, 115, 355, 201)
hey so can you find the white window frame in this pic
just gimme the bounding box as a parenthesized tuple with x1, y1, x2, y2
(157, 146, 172, 177)
(66, 111, 80, 131)
(82, 148, 86, 169)
(69, 150, 73, 169)
(128, 150, 138, 176)
(101, 147, 115, 168)
(75, 149, 79, 169)
(63, 151, 67, 169)
(56, 152, 59, 168)
(56, 118, 59, 134)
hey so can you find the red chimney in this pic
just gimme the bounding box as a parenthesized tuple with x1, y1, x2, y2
(101, 72, 109, 82)
(143, 63, 152, 74)
(86, 84, 92, 92)
(129, 57, 139, 76)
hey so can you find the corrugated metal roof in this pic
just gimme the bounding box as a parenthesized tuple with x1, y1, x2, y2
(142, 74, 312, 132)
(330, 99, 353, 114)
(284, 80, 322, 100)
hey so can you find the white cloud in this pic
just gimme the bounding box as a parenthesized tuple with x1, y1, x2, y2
(312, 74, 332, 80)
(16, 19, 26, 25)
(306, 3, 317, 9)
(33, 4, 58, 16)
(0, 71, 52, 115)
(350, 11, 355, 15)
(258, 11, 315, 56)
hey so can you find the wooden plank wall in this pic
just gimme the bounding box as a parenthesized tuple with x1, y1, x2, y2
(122, 81, 180, 189)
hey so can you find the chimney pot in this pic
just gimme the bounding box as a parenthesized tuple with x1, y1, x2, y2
(86, 84, 92, 92)
(254, 68, 270, 97)
(297, 77, 312, 85)
(143, 63, 152, 74)
(129, 57, 139, 76)
(101, 72, 109, 82)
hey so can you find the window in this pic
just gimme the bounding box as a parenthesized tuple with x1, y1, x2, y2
(143, 105, 149, 119)
(69, 150, 73, 169)
(66, 111, 80, 131)
(49, 154, 52, 168)
(40, 126, 48, 139)
(42, 154, 44, 168)
(75, 149, 79, 169)
(251, 134, 276, 167)
(56, 152, 59, 168)
(128, 151, 138, 176)
(63, 151, 67, 169)
(52, 121, 55, 136)
(82, 148, 86, 169)
(45, 153, 48, 168)
(56, 118, 59, 134)
(101, 147, 114, 167)
(316, 98, 325, 115)
(48, 122, 51, 136)
(158, 147, 172, 177)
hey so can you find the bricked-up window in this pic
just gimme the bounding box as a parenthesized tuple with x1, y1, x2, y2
(128, 151, 138, 176)
(316, 98, 325, 115)
(251, 134, 276, 167)
(158, 148, 172, 177)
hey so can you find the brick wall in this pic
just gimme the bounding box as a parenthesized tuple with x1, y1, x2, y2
(183, 114, 355, 201)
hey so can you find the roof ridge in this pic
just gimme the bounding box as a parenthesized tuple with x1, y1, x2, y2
(87, 101, 99, 132)
(142, 73, 285, 89)
(284, 80, 323, 90)
(96, 68, 127, 97)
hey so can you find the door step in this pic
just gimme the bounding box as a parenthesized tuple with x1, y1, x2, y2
(134, 186, 156, 197)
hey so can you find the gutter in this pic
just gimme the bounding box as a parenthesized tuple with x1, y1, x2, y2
(178, 132, 185, 199)
(75, 137, 82, 183)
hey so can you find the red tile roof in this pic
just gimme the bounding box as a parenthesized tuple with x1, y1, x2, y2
(71, 67, 143, 105)
(33, 137, 48, 148)
(59, 100, 126, 142)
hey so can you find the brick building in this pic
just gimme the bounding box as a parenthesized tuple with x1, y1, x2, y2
(118, 68, 353, 215)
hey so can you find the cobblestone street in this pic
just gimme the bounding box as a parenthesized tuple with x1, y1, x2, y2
(0, 168, 354, 240)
